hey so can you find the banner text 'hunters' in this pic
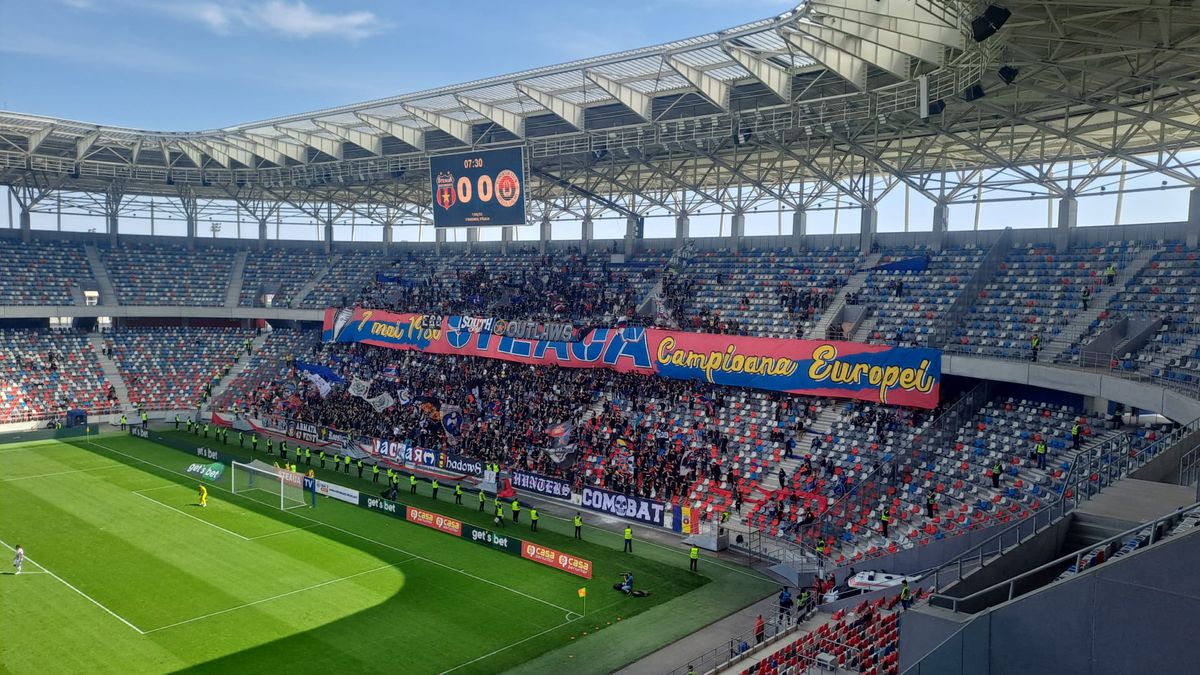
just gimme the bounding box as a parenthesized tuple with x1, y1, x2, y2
(324, 308, 940, 408)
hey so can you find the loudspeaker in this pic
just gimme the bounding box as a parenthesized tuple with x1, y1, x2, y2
(928, 99, 946, 115)
(998, 65, 1020, 85)
(972, 5, 1011, 42)
(961, 82, 986, 102)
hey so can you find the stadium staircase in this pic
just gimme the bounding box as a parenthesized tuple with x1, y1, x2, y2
(291, 254, 340, 307)
(805, 253, 881, 339)
(1039, 247, 1158, 363)
(207, 332, 271, 403)
(851, 314, 879, 342)
(83, 244, 118, 306)
(87, 333, 131, 410)
(224, 250, 248, 307)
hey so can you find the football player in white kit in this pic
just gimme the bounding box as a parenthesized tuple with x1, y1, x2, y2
(12, 544, 24, 575)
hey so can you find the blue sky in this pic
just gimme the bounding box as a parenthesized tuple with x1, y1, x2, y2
(0, 0, 796, 129)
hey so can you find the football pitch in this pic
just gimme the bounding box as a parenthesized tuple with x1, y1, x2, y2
(0, 432, 775, 674)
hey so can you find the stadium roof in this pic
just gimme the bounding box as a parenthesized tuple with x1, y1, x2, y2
(2, 0, 1199, 223)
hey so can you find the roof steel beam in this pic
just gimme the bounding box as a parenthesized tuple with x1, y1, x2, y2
(515, 83, 584, 130)
(274, 126, 343, 160)
(795, 20, 911, 79)
(313, 119, 383, 155)
(76, 130, 101, 161)
(804, 8, 947, 64)
(243, 133, 310, 164)
(26, 126, 54, 156)
(665, 57, 731, 111)
(402, 104, 473, 145)
(585, 70, 653, 121)
(806, 0, 962, 49)
(354, 113, 426, 151)
(724, 45, 793, 102)
(780, 28, 868, 91)
(176, 141, 208, 170)
(455, 95, 526, 137)
(227, 135, 285, 166)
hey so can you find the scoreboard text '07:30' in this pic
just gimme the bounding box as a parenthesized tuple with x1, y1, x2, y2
(429, 147, 527, 228)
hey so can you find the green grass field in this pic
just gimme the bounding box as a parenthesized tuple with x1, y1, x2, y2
(0, 431, 775, 674)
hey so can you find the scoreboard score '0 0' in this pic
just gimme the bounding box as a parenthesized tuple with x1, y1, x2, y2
(429, 147, 527, 228)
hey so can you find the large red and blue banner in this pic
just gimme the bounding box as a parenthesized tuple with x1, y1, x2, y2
(323, 307, 940, 408)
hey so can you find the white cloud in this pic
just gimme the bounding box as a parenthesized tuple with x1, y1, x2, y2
(165, 1, 384, 41)
(59, 0, 96, 9)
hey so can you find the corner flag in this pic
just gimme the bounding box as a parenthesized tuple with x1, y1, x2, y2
(578, 587, 587, 598)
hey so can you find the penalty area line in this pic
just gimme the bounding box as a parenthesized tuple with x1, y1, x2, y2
(0, 539, 145, 634)
(133, 491, 251, 541)
(438, 615, 580, 675)
(141, 560, 414, 634)
(89, 441, 578, 617)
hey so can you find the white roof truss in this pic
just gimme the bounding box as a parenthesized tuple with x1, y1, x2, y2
(313, 119, 383, 156)
(402, 104, 473, 145)
(795, 20, 911, 80)
(455, 95, 526, 138)
(227, 135, 284, 166)
(26, 125, 54, 156)
(354, 112, 426, 151)
(780, 28, 868, 91)
(723, 45, 793, 102)
(273, 126, 343, 160)
(665, 56, 730, 111)
(585, 70, 652, 121)
(176, 141, 208, 169)
(243, 133, 310, 164)
(806, 0, 962, 51)
(515, 83, 584, 130)
(76, 130, 101, 161)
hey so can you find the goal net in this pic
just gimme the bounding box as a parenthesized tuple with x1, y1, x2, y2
(231, 460, 312, 510)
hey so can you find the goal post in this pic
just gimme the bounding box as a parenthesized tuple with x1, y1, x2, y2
(231, 460, 314, 510)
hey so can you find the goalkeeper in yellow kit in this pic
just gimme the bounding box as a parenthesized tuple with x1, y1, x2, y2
(198, 484, 208, 508)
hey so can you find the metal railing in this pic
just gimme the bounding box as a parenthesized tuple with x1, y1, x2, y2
(663, 606, 819, 675)
(923, 415, 1200, 596)
(926, 227, 1013, 349)
(931, 498, 1200, 614)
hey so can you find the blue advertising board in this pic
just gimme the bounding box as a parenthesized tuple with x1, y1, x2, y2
(429, 147, 527, 228)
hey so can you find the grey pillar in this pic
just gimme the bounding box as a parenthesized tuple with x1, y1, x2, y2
(435, 227, 446, 256)
(539, 215, 551, 255)
(323, 220, 334, 255)
(107, 213, 119, 247)
(186, 214, 197, 251)
(624, 215, 640, 257)
(257, 218, 268, 252)
(1057, 189, 1077, 251)
(730, 209, 745, 252)
(791, 209, 807, 252)
(1187, 187, 1200, 248)
(466, 226, 480, 254)
(19, 208, 31, 244)
(859, 206, 878, 253)
(675, 214, 690, 250)
(932, 200, 949, 252)
(500, 226, 512, 256)
(581, 216, 594, 255)
(383, 223, 393, 255)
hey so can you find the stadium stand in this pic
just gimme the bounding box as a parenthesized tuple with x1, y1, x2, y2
(660, 247, 861, 337)
(0, 329, 116, 423)
(949, 241, 1147, 358)
(0, 239, 92, 306)
(741, 597, 903, 675)
(215, 329, 319, 410)
(238, 250, 330, 307)
(100, 243, 235, 306)
(297, 249, 385, 308)
(105, 327, 250, 410)
(857, 246, 984, 346)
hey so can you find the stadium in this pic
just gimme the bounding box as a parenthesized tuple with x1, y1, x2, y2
(1, 0, 1199, 673)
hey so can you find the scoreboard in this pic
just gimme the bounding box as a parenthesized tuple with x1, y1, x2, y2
(429, 147, 527, 228)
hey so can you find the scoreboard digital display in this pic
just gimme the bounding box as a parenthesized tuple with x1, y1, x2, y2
(429, 147, 527, 228)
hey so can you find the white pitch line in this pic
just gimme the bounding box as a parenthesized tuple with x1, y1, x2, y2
(0, 464, 125, 483)
(90, 441, 577, 616)
(438, 616, 578, 675)
(0, 539, 145, 634)
(133, 492, 251, 541)
(132, 484, 182, 494)
(142, 560, 413, 634)
(247, 523, 321, 541)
